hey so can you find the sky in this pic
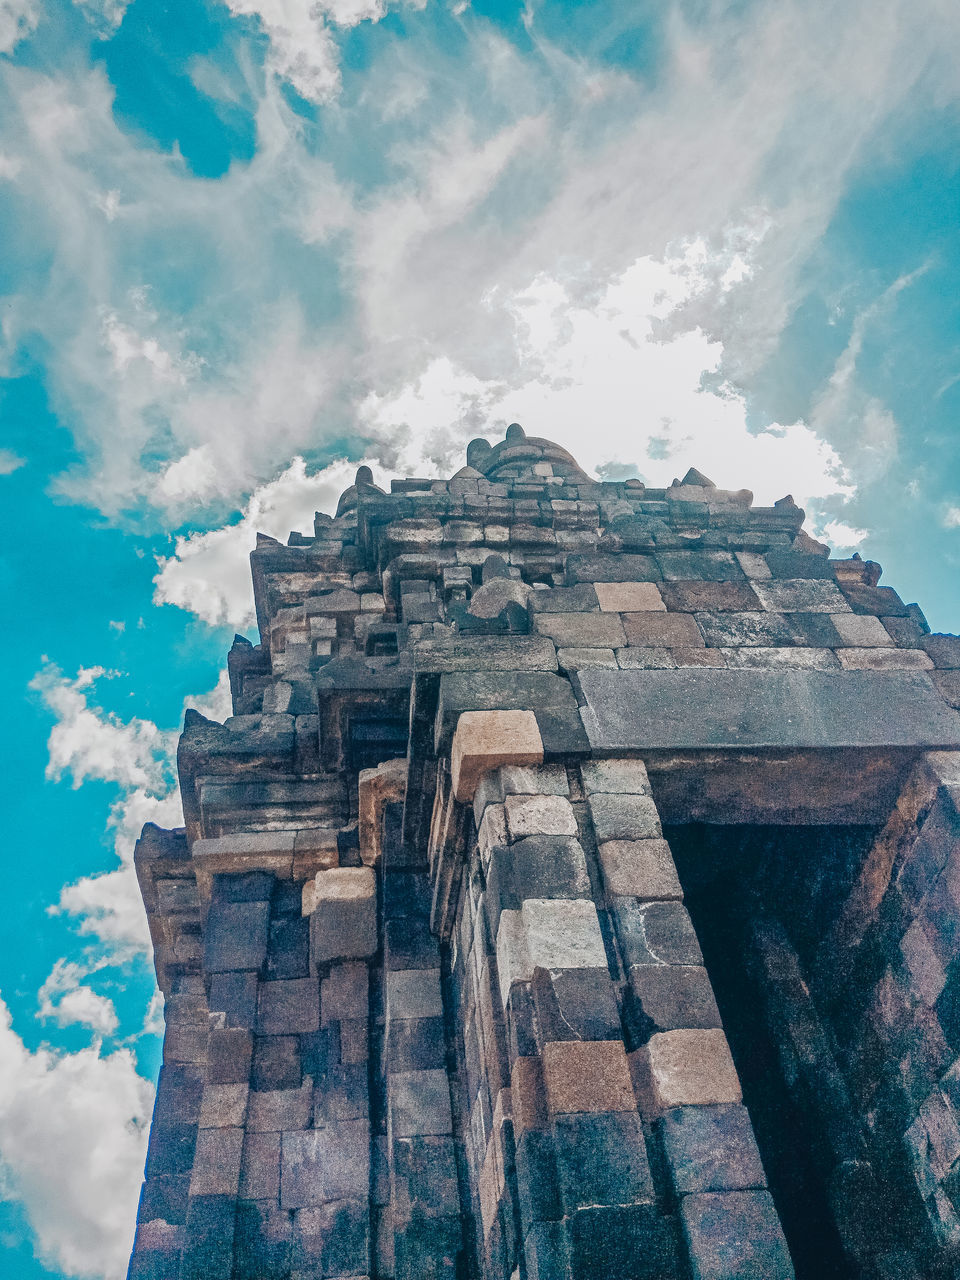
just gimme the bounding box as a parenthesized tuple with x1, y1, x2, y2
(1, 0, 960, 1275)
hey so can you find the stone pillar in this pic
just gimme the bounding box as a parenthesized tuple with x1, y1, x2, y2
(452, 749, 793, 1280)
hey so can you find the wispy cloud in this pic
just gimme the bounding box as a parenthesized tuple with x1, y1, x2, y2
(0, 447, 25, 474)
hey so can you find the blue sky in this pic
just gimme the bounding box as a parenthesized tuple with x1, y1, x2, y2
(2, 0, 960, 1274)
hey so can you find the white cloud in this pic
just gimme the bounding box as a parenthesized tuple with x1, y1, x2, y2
(154, 454, 384, 626)
(0, 0, 37, 55)
(73, 0, 132, 34)
(0, 994, 151, 1279)
(0, 447, 25, 473)
(38, 960, 119, 1036)
(224, 0, 424, 104)
(821, 519, 868, 549)
(30, 663, 227, 951)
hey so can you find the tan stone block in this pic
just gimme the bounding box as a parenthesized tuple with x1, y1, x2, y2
(451, 710, 544, 802)
(358, 756, 407, 865)
(542, 1040, 636, 1114)
(830, 613, 893, 646)
(622, 612, 704, 648)
(199, 1083, 249, 1128)
(510, 1056, 548, 1135)
(595, 581, 665, 612)
(189, 1126, 244, 1196)
(504, 793, 578, 840)
(632, 1029, 742, 1118)
(598, 839, 683, 901)
(837, 648, 933, 670)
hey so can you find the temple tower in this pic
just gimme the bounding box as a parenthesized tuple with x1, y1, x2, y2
(129, 427, 960, 1280)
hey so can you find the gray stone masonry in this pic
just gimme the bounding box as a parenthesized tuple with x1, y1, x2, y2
(130, 427, 960, 1280)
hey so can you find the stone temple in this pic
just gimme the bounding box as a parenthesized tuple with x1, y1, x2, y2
(128, 424, 960, 1280)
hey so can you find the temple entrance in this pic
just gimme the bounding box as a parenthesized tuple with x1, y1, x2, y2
(665, 824, 889, 1280)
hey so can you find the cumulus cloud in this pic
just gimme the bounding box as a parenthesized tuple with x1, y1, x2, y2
(0, 994, 151, 1279)
(30, 663, 226, 951)
(0, 446, 25, 473)
(0, 0, 37, 55)
(154, 455, 385, 626)
(38, 959, 119, 1036)
(1, 0, 955, 529)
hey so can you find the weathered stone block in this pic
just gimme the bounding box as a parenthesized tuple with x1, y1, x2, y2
(661, 581, 761, 612)
(307, 868, 377, 966)
(553, 1111, 654, 1209)
(837, 647, 933, 670)
(599, 840, 682, 901)
(660, 1104, 766, 1194)
(280, 1120, 370, 1208)
(580, 757, 651, 794)
(239, 1130, 280, 1200)
(588, 792, 662, 841)
(208, 971, 258, 1028)
(633, 1029, 742, 1117)
(567, 1203, 678, 1280)
(531, 966, 622, 1042)
(695, 611, 795, 647)
(831, 612, 893, 646)
(542, 1040, 636, 1113)
(557, 646, 618, 670)
(189, 1126, 244, 1197)
(387, 1015, 446, 1071)
(534, 612, 627, 648)
(614, 900, 703, 968)
(622, 612, 704, 648)
(515, 1128, 563, 1227)
(504, 794, 578, 840)
(521, 898, 608, 972)
(594, 581, 665, 612)
(387, 968, 444, 1020)
(251, 1033, 301, 1090)
(451, 709, 544, 802)
(924, 634, 960, 668)
(754, 578, 850, 613)
(680, 1190, 794, 1279)
(628, 964, 721, 1035)
(246, 1078, 313, 1131)
(566, 553, 661, 584)
(198, 1083, 248, 1129)
(206, 1028, 252, 1085)
(390, 1068, 454, 1137)
(656, 551, 743, 582)
(257, 977, 320, 1035)
(204, 900, 270, 973)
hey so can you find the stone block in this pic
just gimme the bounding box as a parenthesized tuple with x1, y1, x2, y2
(257, 977, 320, 1035)
(522, 898, 608, 972)
(764, 551, 833, 579)
(660, 1104, 766, 1194)
(633, 1029, 742, 1118)
(531, 966, 622, 1042)
(557, 647, 618, 670)
(233, 1202, 292, 1278)
(321, 961, 369, 1022)
(247, 1078, 313, 1132)
(389, 1068, 454, 1137)
(553, 1111, 654, 1209)
(511, 1054, 548, 1135)
(837, 648, 933, 670)
(451, 710, 544, 802)
(504, 794, 578, 840)
(656, 551, 743, 582)
(198, 1083, 248, 1128)
(529, 584, 600, 612)
(588, 792, 662, 841)
(204, 900, 270, 973)
(695, 611, 795, 647)
(594, 582, 665, 612)
(622, 612, 704, 648)
(291, 1200, 370, 1277)
(313, 1062, 369, 1123)
(189, 1126, 244, 1197)
(208, 971, 258, 1028)
(599, 840, 682, 900)
(722, 646, 839, 669)
(384, 918, 439, 971)
(387, 968, 444, 1020)
(577, 668, 960, 751)
(307, 868, 377, 966)
(566, 553, 661, 584)
(614, 901, 702, 968)
(280, 1120, 370, 1208)
(542, 1040, 636, 1113)
(628, 964, 721, 1035)
(251, 1034, 302, 1090)
(661, 581, 761, 612)
(266, 917, 310, 979)
(831, 613, 893, 646)
(239, 1130, 280, 1200)
(515, 1128, 563, 1226)
(180, 1194, 236, 1280)
(680, 1190, 793, 1279)
(924, 634, 960, 668)
(535, 612, 627, 648)
(753, 578, 850, 612)
(386, 1015, 446, 1071)
(581, 757, 651, 794)
(206, 1028, 252, 1085)
(567, 1203, 678, 1280)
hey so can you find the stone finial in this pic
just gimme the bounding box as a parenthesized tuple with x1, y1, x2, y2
(450, 710, 544, 802)
(505, 422, 525, 443)
(355, 465, 374, 486)
(466, 437, 493, 470)
(680, 467, 716, 488)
